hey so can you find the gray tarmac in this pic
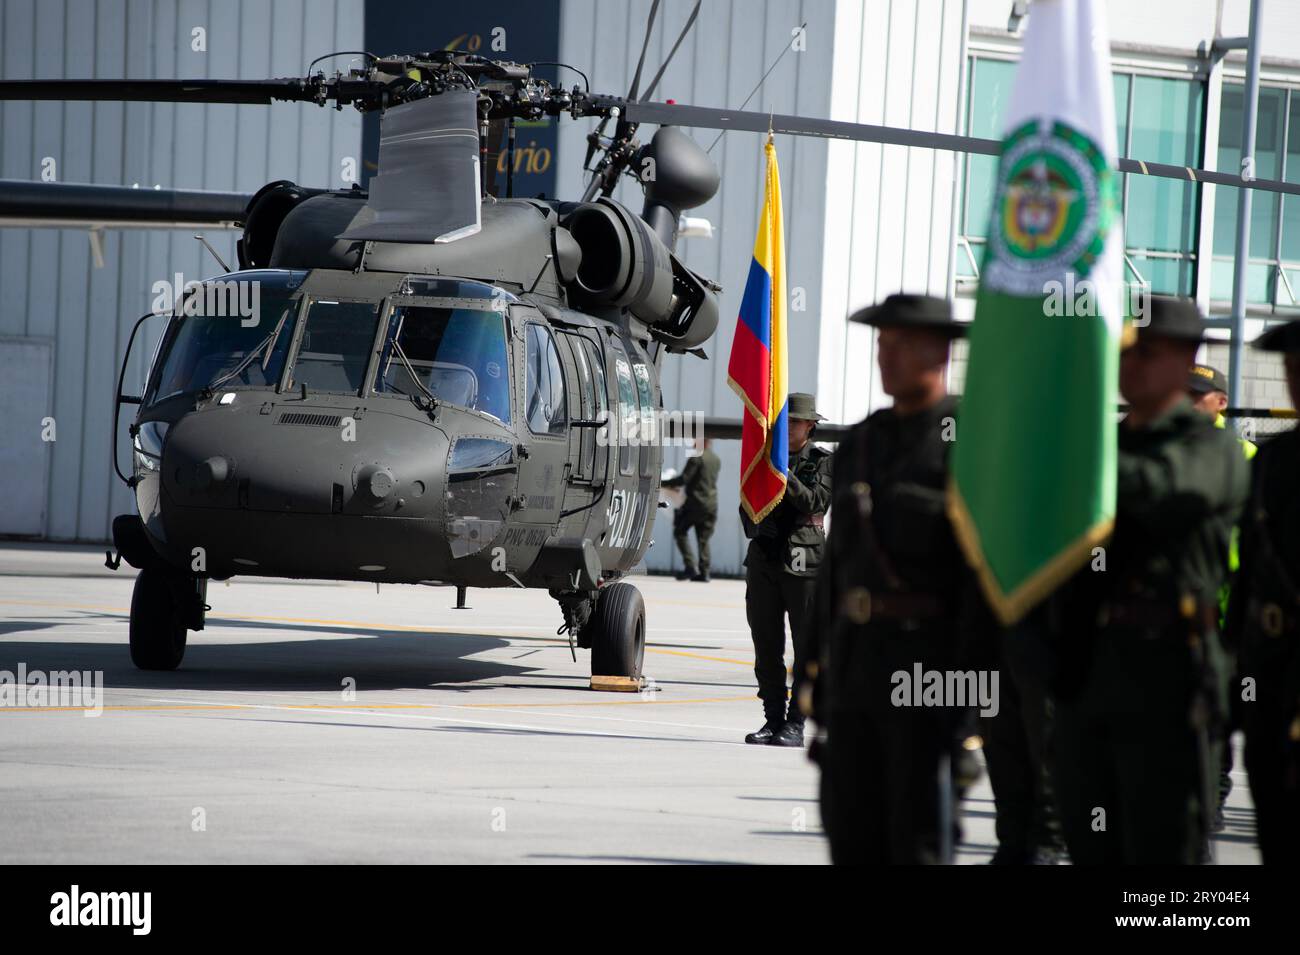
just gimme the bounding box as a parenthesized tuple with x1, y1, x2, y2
(0, 543, 1260, 864)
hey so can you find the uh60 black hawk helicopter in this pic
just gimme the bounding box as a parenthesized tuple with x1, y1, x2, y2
(6, 4, 1293, 684)
(1, 15, 731, 681)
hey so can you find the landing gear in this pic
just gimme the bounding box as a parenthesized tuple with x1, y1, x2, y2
(129, 568, 204, 670)
(585, 582, 646, 681)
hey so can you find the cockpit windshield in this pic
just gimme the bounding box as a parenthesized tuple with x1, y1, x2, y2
(291, 299, 382, 394)
(150, 274, 302, 404)
(375, 303, 511, 423)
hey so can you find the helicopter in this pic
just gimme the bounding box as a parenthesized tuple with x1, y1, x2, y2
(0, 9, 731, 682)
(3, 3, 1296, 685)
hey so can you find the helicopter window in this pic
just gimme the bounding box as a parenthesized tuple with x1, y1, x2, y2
(558, 332, 598, 481)
(524, 324, 567, 437)
(583, 338, 608, 418)
(150, 287, 300, 402)
(449, 437, 515, 472)
(612, 349, 637, 476)
(291, 299, 381, 395)
(375, 305, 511, 422)
(563, 334, 594, 421)
(633, 361, 658, 478)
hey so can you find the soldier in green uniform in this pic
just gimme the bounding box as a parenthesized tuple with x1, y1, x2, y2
(807, 294, 970, 864)
(1186, 363, 1255, 831)
(1052, 297, 1249, 865)
(663, 438, 721, 581)
(741, 392, 832, 747)
(1228, 318, 1300, 864)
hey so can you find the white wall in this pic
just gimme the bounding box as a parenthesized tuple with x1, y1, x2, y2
(557, 0, 837, 575)
(816, 0, 967, 428)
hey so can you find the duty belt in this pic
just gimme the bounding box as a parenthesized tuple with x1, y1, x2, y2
(1097, 597, 1216, 634)
(841, 587, 946, 625)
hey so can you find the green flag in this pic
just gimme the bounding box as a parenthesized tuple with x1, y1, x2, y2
(949, 0, 1123, 626)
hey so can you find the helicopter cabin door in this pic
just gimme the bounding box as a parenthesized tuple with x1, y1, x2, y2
(513, 320, 569, 530)
(554, 328, 609, 522)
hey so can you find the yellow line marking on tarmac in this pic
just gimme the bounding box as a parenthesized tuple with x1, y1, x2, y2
(0, 696, 752, 714)
(0, 598, 754, 666)
(2, 698, 759, 740)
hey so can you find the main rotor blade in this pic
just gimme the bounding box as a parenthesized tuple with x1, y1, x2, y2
(626, 0, 661, 102)
(339, 91, 481, 244)
(0, 178, 253, 229)
(641, 0, 701, 102)
(0, 78, 317, 105)
(623, 100, 1300, 198)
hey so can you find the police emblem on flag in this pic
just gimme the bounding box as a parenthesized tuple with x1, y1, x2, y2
(983, 120, 1117, 297)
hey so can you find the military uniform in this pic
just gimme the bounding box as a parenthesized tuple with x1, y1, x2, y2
(971, 607, 1067, 864)
(1187, 363, 1255, 829)
(810, 294, 971, 864)
(1228, 319, 1300, 864)
(1052, 299, 1249, 864)
(741, 394, 832, 744)
(663, 446, 720, 580)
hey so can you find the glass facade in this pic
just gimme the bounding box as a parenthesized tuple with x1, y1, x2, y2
(961, 56, 1300, 314)
(960, 57, 1203, 296)
(1212, 83, 1300, 309)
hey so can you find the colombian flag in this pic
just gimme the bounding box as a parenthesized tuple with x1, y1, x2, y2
(727, 139, 788, 523)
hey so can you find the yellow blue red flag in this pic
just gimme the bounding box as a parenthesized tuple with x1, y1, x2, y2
(727, 138, 788, 523)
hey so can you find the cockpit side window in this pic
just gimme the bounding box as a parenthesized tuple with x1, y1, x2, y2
(289, 299, 381, 395)
(375, 304, 511, 423)
(524, 323, 567, 437)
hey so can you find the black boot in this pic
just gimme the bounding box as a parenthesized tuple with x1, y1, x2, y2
(691, 569, 711, 582)
(745, 721, 780, 744)
(675, 566, 696, 581)
(746, 709, 784, 744)
(770, 719, 805, 747)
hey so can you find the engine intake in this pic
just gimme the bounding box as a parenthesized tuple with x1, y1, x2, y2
(563, 197, 719, 351)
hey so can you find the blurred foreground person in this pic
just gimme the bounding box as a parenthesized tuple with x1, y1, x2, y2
(1228, 318, 1300, 864)
(810, 294, 971, 864)
(1052, 297, 1248, 864)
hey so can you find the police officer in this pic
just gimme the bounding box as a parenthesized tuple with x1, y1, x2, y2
(1186, 363, 1254, 831)
(741, 392, 831, 747)
(1187, 364, 1258, 460)
(1052, 296, 1249, 864)
(809, 294, 969, 864)
(1228, 318, 1300, 864)
(663, 438, 720, 581)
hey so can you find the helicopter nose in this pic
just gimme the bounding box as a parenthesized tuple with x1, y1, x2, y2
(161, 404, 450, 519)
(191, 455, 231, 492)
(357, 464, 396, 502)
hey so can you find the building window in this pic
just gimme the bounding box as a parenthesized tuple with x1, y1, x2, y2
(959, 57, 1202, 296)
(1212, 83, 1300, 311)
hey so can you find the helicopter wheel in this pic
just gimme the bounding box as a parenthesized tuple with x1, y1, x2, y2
(589, 582, 645, 681)
(129, 568, 189, 671)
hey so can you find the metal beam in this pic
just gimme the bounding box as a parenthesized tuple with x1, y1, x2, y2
(1227, 0, 1265, 408)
